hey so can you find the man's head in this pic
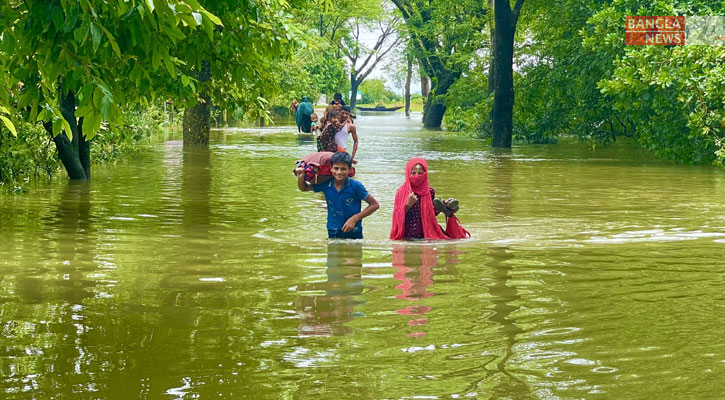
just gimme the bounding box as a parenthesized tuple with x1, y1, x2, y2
(340, 106, 351, 122)
(330, 151, 353, 181)
(333, 93, 343, 104)
(310, 112, 318, 122)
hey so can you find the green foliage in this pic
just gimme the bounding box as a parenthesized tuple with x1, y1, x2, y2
(442, 71, 490, 135)
(442, 0, 724, 162)
(187, 0, 297, 122)
(582, 0, 725, 163)
(0, 105, 16, 136)
(358, 79, 400, 105)
(599, 46, 725, 164)
(0, 103, 165, 191)
(92, 103, 165, 163)
(0, 0, 217, 140)
(267, 44, 349, 115)
(394, 0, 487, 91)
(0, 122, 59, 191)
(306, 48, 349, 97)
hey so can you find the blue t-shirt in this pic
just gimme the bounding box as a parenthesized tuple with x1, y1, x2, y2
(312, 177, 369, 235)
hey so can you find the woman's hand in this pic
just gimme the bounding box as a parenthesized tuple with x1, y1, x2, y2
(406, 192, 418, 207)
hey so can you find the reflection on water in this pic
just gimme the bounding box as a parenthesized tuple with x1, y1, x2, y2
(393, 245, 437, 338)
(2, 113, 725, 398)
(486, 246, 530, 398)
(296, 243, 364, 336)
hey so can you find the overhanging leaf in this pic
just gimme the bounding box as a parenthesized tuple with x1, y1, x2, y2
(98, 23, 122, 57)
(90, 22, 101, 52)
(0, 115, 17, 137)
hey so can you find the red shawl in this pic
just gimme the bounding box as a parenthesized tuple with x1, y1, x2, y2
(390, 158, 449, 240)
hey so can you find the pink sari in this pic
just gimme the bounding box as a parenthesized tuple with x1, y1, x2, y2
(390, 158, 470, 240)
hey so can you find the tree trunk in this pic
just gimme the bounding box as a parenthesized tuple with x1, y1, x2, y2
(405, 57, 412, 117)
(78, 117, 90, 178)
(488, 0, 496, 96)
(183, 92, 211, 149)
(491, 0, 515, 148)
(422, 73, 457, 128)
(349, 75, 360, 110)
(423, 93, 446, 128)
(183, 60, 211, 149)
(46, 90, 89, 180)
(420, 72, 430, 123)
(420, 74, 430, 98)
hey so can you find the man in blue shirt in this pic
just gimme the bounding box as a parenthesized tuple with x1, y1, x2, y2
(296, 152, 379, 239)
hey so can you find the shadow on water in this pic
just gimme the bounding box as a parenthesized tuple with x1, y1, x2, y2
(296, 242, 365, 336)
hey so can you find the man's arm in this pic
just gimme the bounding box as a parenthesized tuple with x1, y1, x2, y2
(341, 194, 379, 232)
(296, 168, 312, 191)
(349, 124, 358, 161)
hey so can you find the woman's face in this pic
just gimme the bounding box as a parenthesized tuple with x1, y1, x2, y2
(410, 164, 425, 176)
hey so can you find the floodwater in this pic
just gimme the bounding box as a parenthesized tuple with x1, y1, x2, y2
(1, 112, 724, 399)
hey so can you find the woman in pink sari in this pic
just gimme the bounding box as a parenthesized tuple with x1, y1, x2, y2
(390, 158, 470, 240)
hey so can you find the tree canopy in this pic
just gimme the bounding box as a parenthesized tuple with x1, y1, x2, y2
(0, 0, 296, 178)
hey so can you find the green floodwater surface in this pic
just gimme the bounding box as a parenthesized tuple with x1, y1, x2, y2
(1, 113, 725, 399)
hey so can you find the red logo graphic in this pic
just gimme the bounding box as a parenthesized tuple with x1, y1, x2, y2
(625, 16, 685, 45)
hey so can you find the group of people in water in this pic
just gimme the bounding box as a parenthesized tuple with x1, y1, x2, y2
(294, 93, 359, 160)
(293, 94, 470, 241)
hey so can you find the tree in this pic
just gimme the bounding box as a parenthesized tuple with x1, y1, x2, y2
(177, 0, 294, 148)
(0, 0, 220, 180)
(339, 8, 403, 109)
(383, 40, 419, 117)
(490, 0, 525, 148)
(292, 0, 357, 43)
(393, 0, 488, 128)
(405, 56, 413, 116)
(358, 79, 399, 104)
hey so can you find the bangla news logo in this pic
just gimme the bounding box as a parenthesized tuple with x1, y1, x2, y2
(625, 16, 725, 45)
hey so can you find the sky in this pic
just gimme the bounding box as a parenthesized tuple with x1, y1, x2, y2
(349, 24, 419, 95)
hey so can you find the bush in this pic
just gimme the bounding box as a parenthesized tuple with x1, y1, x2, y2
(92, 103, 164, 163)
(0, 122, 60, 192)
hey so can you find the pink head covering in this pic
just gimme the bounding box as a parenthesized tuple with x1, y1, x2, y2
(390, 158, 448, 240)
